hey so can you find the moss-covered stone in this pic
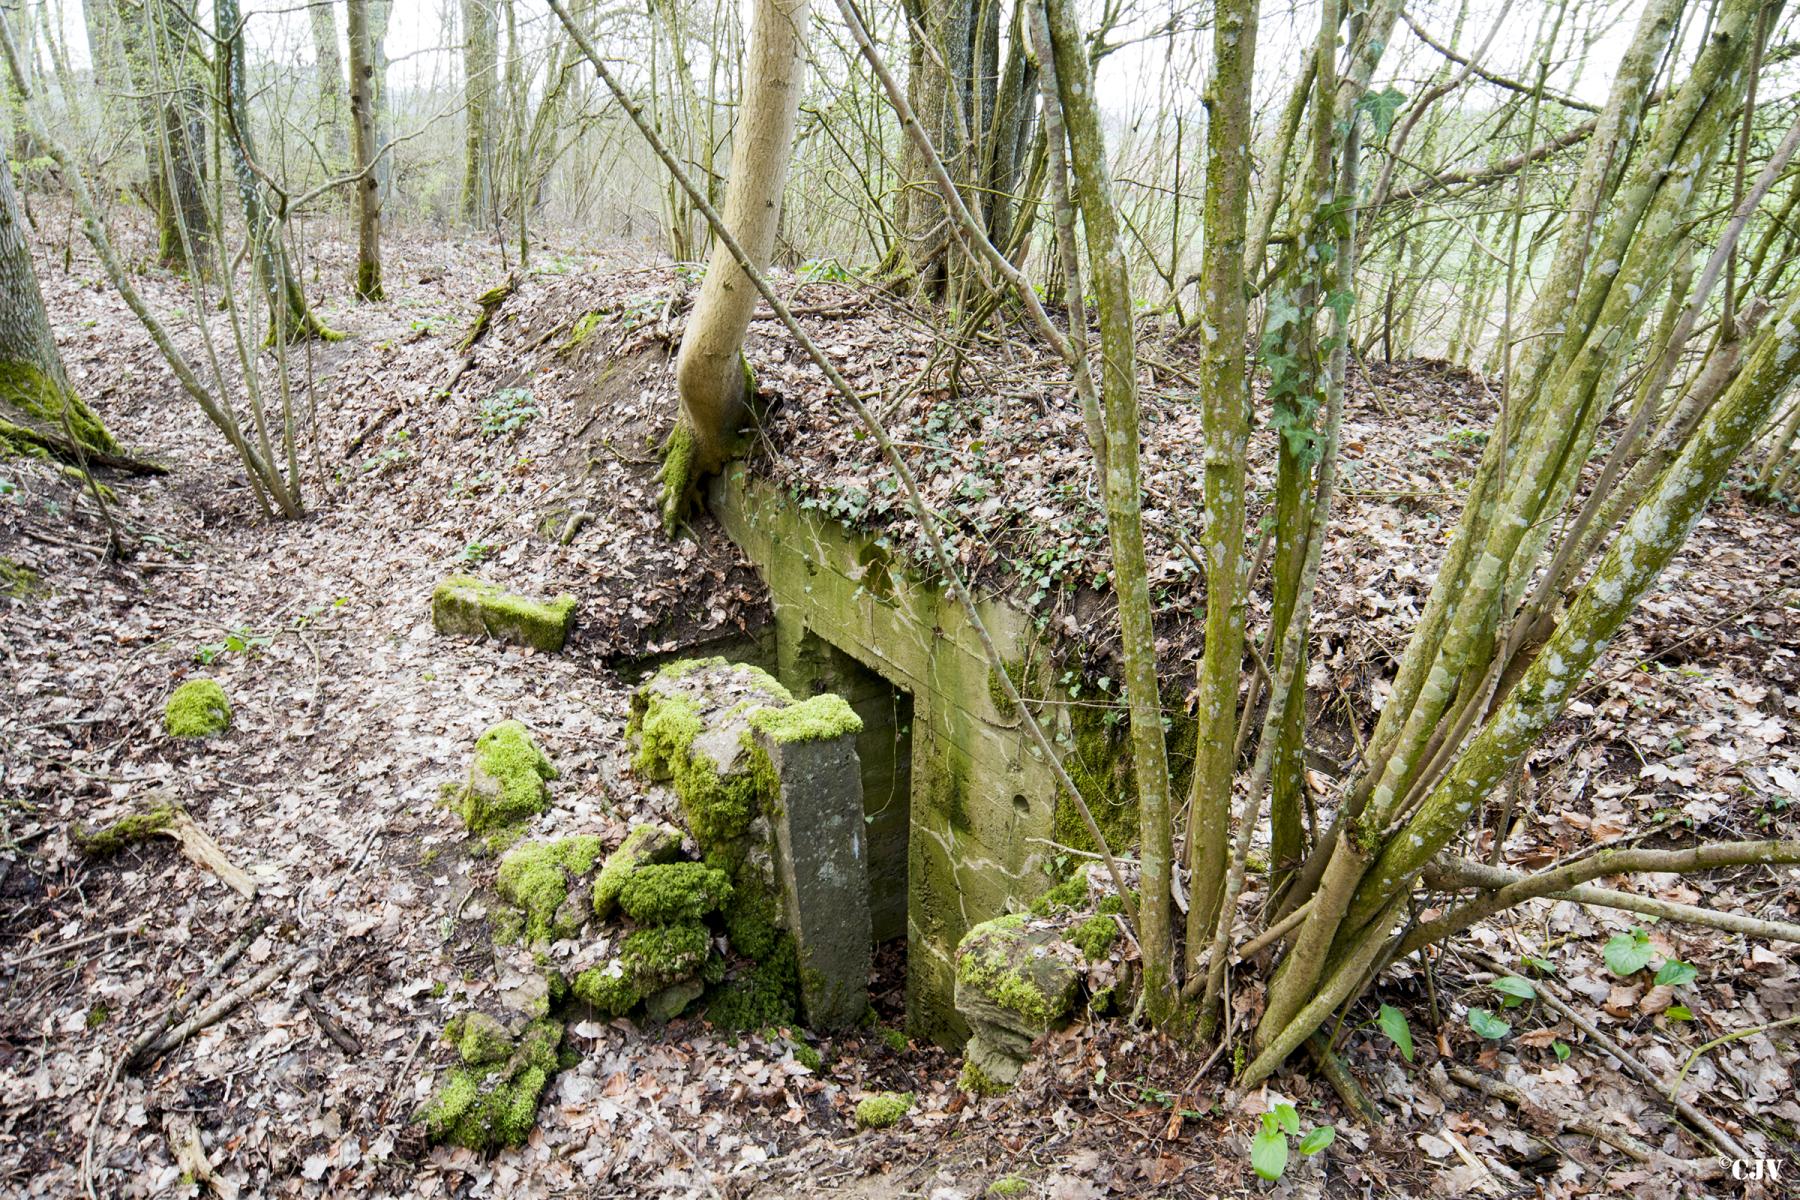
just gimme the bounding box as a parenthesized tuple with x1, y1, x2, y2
(164, 678, 230, 738)
(617, 862, 732, 924)
(720, 854, 781, 959)
(74, 804, 178, 856)
(959, 1059, 1009, 1096)
(420, 1016, 563, 1152)
(445, 1012, 513, 1067)
(955, 915, 1079, 1028)
(570, 961, 641, 1016)
(1068, 914, 1119, 962)
(854, 1091, 914, 1129)
(431, 575, 577, 653)
(455, 721, 556, 833)
(591, 823, 682, 919)
(496, 836, 603, 942)
(987, 1175, 1030, 1197)
(746, 694, 863, 744)
(619, 922, 711, 991)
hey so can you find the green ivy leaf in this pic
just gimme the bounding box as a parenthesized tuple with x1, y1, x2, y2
(1251, 1125, 1290, 1182)
(1275, 1103, 1300, 1136)
(1298, 1126, 1337, 1155)
(1490, 976, 1537, 1002)
(1356, 86, 1407, 138)
(1604, 929, 1655, 977)
(1654, 960, 1697, 987)
(1377, 1003, 1414, 1062)
(1666, 1005, 1694, 1021)
(1468, 1008, 1512, 1040)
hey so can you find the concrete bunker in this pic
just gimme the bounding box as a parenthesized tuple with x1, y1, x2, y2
(709, 465, 1165, 1045)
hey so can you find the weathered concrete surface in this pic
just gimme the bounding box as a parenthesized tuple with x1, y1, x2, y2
(754, 725, 873, 1028)
(713, 466, 1142, 1046)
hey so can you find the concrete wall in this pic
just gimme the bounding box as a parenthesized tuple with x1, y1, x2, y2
(714, 466, 1098, 1045)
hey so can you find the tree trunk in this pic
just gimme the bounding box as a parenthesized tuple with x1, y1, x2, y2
(309, 0, 348, 168)
(346, 0, 382, 300)
(461, 0, 496, 225)
(659, 0, 810, 532)
(0, 153, 117, 458)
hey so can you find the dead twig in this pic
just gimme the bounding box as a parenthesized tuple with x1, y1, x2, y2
(301, 988, 363, 1056)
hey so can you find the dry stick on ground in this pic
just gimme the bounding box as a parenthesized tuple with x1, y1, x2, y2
(1445, 1064, 1726, 1180)
(301, 988, 363, 1055)
(548, 0, 1141, 933)
(137, 953, 316, 1065)
(1469, 953, 1752, 1163)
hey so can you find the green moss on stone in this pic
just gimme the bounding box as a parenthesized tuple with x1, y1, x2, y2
(421, 1017, 563, 1152)
(793, 1041, 823, 1072)
(445, 1012, 514, 1067)
(164, 678, 231, 738)
(618, 862, 732, 924)
(0, 558, 47, 601)
(456, 721, 556, 833)
(1097, 894, 1125, 916)
(496, 836, 602, 942)
(1030, 874, 1089, 916)
(74, 804, 178, 856)
(747, 694, 863, 744)
(619, 922, 710, 991)
(571, 962, 641, 1015)
(431, 575, 577, 653)
(592, 824, 682, 918)
(1068, 914, 1119, 961)
(988, 1175, 1030, 1197)
(879, 1027, 909, 1053)
(956, 915, 1074, 1027)
(854, 1091, 914, 1129)
(720, 857, 780, 959)
(960, 1060, 1009, 1097)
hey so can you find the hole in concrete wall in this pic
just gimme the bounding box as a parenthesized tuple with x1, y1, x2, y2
(1012, 793, 1029, 814)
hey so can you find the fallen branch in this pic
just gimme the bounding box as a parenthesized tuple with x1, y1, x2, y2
(1406, 840, 1800, 955)
(1445, 1065, 1725, 1180)
(126, 919, 265, 1068)
(301, 988, 363, 1056)
(135, 953, 314, 1066)
(76, 803, 258, 899)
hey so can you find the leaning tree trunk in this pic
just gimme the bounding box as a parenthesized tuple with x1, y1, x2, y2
(658, 0, 810, 532)
(217, 0, 335, 341)
(0, 154, 117, 459)
(346, 0, 383, 300)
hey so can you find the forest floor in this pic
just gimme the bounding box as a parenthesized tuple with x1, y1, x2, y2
(1, 224, 1798, 1199)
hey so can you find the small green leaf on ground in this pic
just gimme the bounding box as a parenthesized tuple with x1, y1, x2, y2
(1378, 1003, 1414, 1062)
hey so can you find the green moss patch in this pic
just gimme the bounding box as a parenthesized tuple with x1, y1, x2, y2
(1068, 914, 1119, 961)
(747, 694, 863, 744)
(496, 836, 602, 942)
(706, 935, 799, 1031)
(854, 1091, 914, 1129)
(164, 678, 231, 739)
(455, 721, 556, 833)
(592, 823, 682, 919)
(0, 558, 47, 601)
(1030, 873, 1089, 916)
(618, 862, 732, 924)
(420, 1015, 563, 1152)
(431, 575, 577, 653)
(619, 922, 711, 991)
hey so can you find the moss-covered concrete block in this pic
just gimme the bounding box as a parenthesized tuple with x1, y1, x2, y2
(630, 658, 871, 1027)
(953, 914, 1080, 1089)
(164, 678, 231, 738)
(455, 720, 557, 834)
(432, 575, 576, 653)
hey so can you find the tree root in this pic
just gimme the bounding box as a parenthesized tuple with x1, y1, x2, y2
(1306, 1031, 1384, 1127)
